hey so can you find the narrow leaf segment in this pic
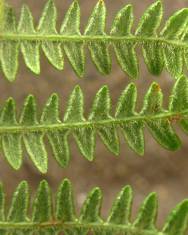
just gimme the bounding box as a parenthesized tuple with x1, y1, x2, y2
(0, 76, 187, 172)
(1, 0, 188, 80)
(0, 179, 187, 235)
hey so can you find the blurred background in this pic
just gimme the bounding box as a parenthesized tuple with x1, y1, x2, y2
(1, 0, 188, 227)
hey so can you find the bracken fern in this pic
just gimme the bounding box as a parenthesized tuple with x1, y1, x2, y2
(1, 0, 188, 80)
(0, 1, 187, 233)
(0, 75, 187, 173)
(0, 178, 187, 235)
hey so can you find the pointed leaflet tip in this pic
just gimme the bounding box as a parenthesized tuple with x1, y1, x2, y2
(32, 180, 51, 222)
(80, 187, 102, 223)
(41, 93, 59, 124)
(136, 0, 162, 36)
(115, 83, 137, 118)
(64, 85, 84, 122)
(4, 97, 15, 109)
(62, 178, 72, 188)
(73, 0, 79, 7)
(44, 0, 54, 10)
(111, 4, 133, 36)
(91, 187, 102, 198)
(162, 200, 188, 235)
(20, 94, 37, 125)
(134, 192, 158, 229)
(107, 185, 133, 224)
(161, 8, 188, 39)
(38, 0, 56, 33)
(73, 85, 82, 93)
(16, 181, 29, 193)
(151, 82, 161, 92)
(7, 181, 29, 222)
(127, 82, 137, 92)
(39, 179, 48, 188)
(50, 93, 59, 103)
(25, 94, 35, 105)
(89, 85, 110, 120)
(1, 97, 16, 124)
(99, 0, 104, 4)
(61, 0, 80, 34)
(56, 178, 76, 222)
(98, 85, 110, 96)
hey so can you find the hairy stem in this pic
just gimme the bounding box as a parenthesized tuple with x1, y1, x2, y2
(0, 221, 164, 235)
(0, 34, 187, 49)
(0, 110, 187, 134)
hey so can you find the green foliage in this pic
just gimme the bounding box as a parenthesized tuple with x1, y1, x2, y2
(1, 0, 188, 80)
(0, 0, 4, 31)
(0, 76, 187, 172)
(0, 179, 186, 235)
(0, 0, 187, 232)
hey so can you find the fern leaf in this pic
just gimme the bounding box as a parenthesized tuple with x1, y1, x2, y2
(111, 4, 138, 79)
(85, 0, 111, 75)
(0, 179, 187, 235)
(169, 75, 188, 133)
(32, 181, 52, 235)
(64, 86, 95, 161)
(0, 0, 5, 31)
(133, 193, 158, 229)
(136, 1, 164, 75)
(41, 94, 70, 168)
(2, 1, 188, 80)
(107, 185, 132, 225)
(141, 83, 181, 150)
(56, 179, 76, 235)
(115, 83, 144, 155)
(0, 76, 188, 172)
(1, 98, 22, 170)
(18, 5, 40, 74)
(38, 0, 64, 71)
(162, 200, 188, 235)
(7, 181, 29, 222)
(136, 1, 162, 37)
(89, 86, 119, 155)
(20, 95, 48, 174)
(0, 6, 18, 81)
(161, 8, 188, 78)
(61, 1, 84, 77)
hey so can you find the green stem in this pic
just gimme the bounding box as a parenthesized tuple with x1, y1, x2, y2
(0, 221, 165, 235)
(0, 110, 187, 134)
(0, 34, 187, 49)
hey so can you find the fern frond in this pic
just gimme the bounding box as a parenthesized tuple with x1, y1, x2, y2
(0, 75, 188, 172)
(0, 179, 187, 234)
(1, 0, 188, 80)
(0, 0, 5, 31)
